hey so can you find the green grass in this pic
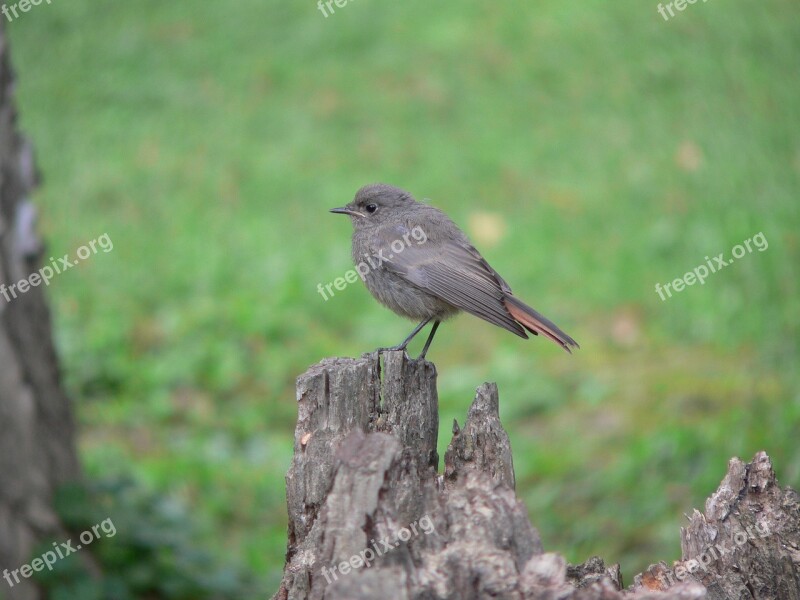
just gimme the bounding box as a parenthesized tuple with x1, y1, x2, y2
(6, 0, 800, 589)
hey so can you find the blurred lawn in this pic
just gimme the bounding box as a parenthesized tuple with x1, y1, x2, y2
(7, 0, 800, 589)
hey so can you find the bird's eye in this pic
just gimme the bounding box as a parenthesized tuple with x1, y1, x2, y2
(365, 204, 378, 214)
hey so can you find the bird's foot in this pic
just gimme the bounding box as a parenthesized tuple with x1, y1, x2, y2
(375, 346, 431, 362)
(375, 344, 407, 354)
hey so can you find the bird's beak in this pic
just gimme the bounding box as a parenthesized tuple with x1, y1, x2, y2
(330, 206, 363, 217)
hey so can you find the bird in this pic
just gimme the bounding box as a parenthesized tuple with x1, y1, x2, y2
(330, 183, 579, 360)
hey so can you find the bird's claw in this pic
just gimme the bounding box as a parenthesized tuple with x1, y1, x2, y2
(375, 345, 407, 354)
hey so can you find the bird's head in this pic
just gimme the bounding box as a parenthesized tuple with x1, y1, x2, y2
(330, 183, 415, 228)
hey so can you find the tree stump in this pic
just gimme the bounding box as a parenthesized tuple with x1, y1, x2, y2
(273, 351, 799, 600)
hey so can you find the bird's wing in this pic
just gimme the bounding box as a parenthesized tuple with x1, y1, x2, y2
(373, 224, 528, 338)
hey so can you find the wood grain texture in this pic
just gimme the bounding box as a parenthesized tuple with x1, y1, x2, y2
(275, 351, 800, 599)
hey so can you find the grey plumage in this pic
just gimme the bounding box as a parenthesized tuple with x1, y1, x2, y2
(331, 183, 578, 358)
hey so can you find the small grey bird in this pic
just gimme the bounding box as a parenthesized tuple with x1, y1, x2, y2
(330, 184, 579, 359)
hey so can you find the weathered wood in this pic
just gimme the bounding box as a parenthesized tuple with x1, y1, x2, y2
(635, 452, 800, 598)
(274, 351, 799, 600)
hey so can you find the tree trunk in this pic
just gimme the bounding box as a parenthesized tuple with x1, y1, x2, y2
(0, 26, 82, 600)
(274, 350, 799, 600)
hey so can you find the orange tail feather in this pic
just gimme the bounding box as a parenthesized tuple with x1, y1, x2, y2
(503, 295, 579, 353)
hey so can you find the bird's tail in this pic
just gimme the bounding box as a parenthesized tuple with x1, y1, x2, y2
(503, 295, 579, 353)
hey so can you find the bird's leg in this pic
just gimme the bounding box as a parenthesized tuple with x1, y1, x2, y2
(377, 317, 433, 353)
(417, 320, 441, 360)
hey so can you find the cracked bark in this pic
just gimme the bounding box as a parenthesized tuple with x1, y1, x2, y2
(0, 25, 82, 600)
(274, 351, 799, 600)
